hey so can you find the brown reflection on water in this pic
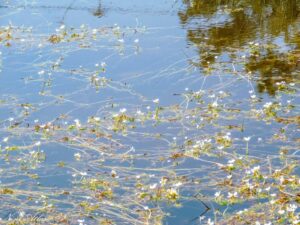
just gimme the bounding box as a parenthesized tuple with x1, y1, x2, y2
(93, 1, 104, 17)
(179, 0, 300, 95)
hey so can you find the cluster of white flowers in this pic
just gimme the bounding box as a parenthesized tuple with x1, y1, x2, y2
(192, 138, 212, 149)
(286, 204, 297, 212)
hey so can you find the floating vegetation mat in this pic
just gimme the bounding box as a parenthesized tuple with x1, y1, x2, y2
(0, 0, 299, 225)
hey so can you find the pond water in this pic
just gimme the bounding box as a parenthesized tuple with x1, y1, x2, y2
(0, 0, 299, 224)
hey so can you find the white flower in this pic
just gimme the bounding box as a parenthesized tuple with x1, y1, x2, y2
(120, 108, 127, 113)
(19, 211, 25, 218)
(214, 191, 221, 197)
(207, 218, 214, 225)
(92, 29, 97, 34)
(228, 159, 235, 164)
(74, 153, 81, 160)
(111, 170, 117, 177)
(118, 39, 124, 43)
(227, 174, 232, 179)
(228, 192, 238, 198)
(136, 110, 144, 115)
(35, 141, 41, 146)
(134, 39, 139, 43)
(211, 101, 218, 107)
(74, 119, 81, 127)
(278, 209, 285, 215)
(263, 102, 272, 108)
(153, 98, 159, 104)
(149, 183, 158, 189)
(2, 137, 9, 142)
(251, 166, 260, 173)
(38, 70, 45, 75)
(174, 182, 183, 187)
(243, 136, 251, 142)
(77, 219, 85, 225)
(101, 62, 107, 67)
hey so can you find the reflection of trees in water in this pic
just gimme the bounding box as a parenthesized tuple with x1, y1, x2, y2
(93, 1, 104, 17)
(246, 50, 299, 95)
(179, 0, 300, 95)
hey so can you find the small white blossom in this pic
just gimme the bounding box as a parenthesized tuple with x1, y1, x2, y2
(243, 136, 251, 142)
(38, 70, 45, 75)
(149, 183, 158, 189)
(153, 98, 159, 104)
(74, 153, 81, 160)
(120, 108, 127, 113)
(214, 191, 221, 197)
